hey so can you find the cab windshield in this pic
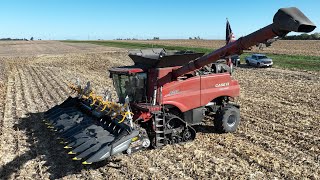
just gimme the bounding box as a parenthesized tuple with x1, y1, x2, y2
(112, 73, 147, 103)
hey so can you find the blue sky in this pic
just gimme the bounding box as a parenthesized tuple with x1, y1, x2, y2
(1, 0, 319, 40)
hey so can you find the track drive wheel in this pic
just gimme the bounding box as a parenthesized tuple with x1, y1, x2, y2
(214, 105, 240, 133)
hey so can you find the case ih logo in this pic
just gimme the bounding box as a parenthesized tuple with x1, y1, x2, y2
(167, 90, 180, 96)
(215, 82, 230, 88)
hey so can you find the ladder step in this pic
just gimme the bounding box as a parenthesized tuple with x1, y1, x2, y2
(155, 114, 165, 147)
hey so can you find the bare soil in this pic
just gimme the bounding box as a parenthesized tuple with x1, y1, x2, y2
(0, 41, 319, 179)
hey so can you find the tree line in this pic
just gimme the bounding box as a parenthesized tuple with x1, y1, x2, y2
(115, 37, 160, 40)
(282, 33, 320, 40)
(0, 37, 38, 41)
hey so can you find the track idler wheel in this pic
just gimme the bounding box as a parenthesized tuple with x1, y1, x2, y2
(164, 114, 196, 144)
(182, 128, 195, 142)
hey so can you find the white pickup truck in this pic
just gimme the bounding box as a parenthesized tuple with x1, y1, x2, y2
(245, 54, 273, 67)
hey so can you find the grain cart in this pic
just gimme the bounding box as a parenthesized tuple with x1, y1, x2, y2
(44, 7, 315, 164)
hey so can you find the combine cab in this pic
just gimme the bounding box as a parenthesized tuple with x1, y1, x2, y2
(44, 7, 316, 164)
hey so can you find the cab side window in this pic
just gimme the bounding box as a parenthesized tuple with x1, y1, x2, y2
(252, 55, 256, 60)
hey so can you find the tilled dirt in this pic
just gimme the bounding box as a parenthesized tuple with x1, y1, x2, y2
(0, 41, 319, 179)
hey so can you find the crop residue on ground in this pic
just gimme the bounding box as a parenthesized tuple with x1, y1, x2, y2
(0, 41, 319, 179)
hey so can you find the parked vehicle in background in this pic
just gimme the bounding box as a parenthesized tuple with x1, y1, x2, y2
(245, 54, 273, 67)
(231, 55, 240, 66)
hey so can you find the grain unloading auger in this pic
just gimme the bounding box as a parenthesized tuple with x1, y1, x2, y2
(43, 7, 315, 165)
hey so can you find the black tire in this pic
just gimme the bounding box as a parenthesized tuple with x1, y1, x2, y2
(237, 61, 240, 66)
(246, 60, 250, 65)
(257, 62, 260, 67)
(214, 105, 240, 133)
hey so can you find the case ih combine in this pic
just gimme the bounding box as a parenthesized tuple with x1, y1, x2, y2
(44, 7, 315, 164)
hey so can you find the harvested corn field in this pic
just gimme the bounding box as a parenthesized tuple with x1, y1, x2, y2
(0, 41, 319, 179)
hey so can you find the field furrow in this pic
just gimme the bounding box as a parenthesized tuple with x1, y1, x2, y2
(43, 67, 70, 96)
(1, 71, 18, 165)
(31, 66, 63, 104)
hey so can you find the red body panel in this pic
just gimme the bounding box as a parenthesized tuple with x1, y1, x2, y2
(148, 67, 240, 112)
(199, 73, 240, 105)
(162, 76, 201, 112)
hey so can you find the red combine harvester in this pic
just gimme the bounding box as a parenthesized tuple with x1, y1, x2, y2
(44, 7, 315, 164)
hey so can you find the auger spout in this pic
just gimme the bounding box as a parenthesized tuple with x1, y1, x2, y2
(170, 7, 316, 80)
